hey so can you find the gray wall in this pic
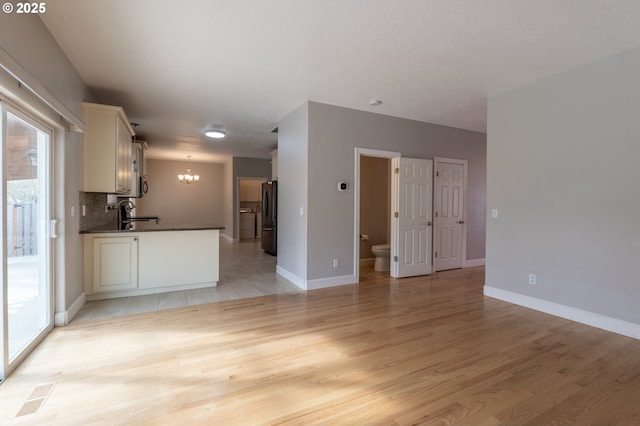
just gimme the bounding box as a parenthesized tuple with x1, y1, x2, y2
(0, 13, 88, 123)
(137, 156, 270, 240)
(277, 103, 309, 280)
(305, 102, 486, 280)
(221, 158, 233, 240)
(136, 159, 224, 228)
(360, 156, 391, 258)
(486, 47, 640, 324)
(62, 132, 84, 309)
(1, 14, 90, 314)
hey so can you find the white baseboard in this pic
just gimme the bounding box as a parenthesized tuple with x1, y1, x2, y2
(484, 285, 640, 340)
(464, 258, 485, 268)
(54, 292, 86, 326)
(276, 266, 306, 290)
(276, 265, 357, 291)
(220, 233, 235, 243)
(306, 274, 356, 290)
(359, 258, 375, 266)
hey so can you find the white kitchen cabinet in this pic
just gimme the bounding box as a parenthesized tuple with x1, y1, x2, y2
(85, 235, 139, 293)
(127, 142, 148, 198)
(247, 183, 261, 201)
(83, 102, 135, 194)
(138, 230, 219, 289)
(239, 212, 256, 239)
(240, 180, 262, 202)
(83, 229, 220, 300)
(138, 141, 148, 177)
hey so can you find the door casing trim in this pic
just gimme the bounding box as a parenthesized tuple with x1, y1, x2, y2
(354, 148, 400, 283)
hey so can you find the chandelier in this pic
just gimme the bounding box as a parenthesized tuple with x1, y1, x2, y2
(178, 155, 200, 184)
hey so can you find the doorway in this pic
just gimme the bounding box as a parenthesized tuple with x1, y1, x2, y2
(355, 149, 435, 282)
(1, 102, 53, 380)
(354, 148, 399, 283)
(236, 178, 267, 241)
(358, 155, 391, 278)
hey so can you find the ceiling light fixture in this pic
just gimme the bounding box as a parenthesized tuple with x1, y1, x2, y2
(204, 128, 226, 139)
(178, 155, 200, 184)
(369, 99, 382, 106)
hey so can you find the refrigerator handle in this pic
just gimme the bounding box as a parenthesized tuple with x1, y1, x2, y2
(272, 185, 276, 223)
(263, 189, 269, 218)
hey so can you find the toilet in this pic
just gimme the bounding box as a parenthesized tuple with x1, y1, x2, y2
(371, 244, 391, 272)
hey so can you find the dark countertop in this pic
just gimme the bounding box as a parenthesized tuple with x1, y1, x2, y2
(80, 224, 225, 234)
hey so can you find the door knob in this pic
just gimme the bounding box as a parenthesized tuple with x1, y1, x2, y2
(427, 221, 432, 226)
(457, 220, 465, 224)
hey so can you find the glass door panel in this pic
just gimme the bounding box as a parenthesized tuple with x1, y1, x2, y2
(2, 105, 52, 376)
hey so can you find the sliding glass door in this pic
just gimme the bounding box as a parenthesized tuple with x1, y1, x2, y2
(1, 102, 53, 380)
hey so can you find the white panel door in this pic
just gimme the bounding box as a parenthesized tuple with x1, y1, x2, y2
(434, 158, 467, 271)
(391, 158, 432, 278)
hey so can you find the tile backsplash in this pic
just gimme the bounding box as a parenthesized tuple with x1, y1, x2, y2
(79, 192, 118, 232)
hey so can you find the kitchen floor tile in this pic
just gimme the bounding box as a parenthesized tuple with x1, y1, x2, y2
(125, 294, 159, 315)
(73, 302, 99, 322)
(93, 298, 129, 318)
(230, 281, 264, 298)
(251, 278, 284, 295)
(211, 284, 240, 302)
(185, 288, 215, 306)
(158, 291, 188, 309)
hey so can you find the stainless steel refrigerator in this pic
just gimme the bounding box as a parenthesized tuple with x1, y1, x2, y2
(261, 181, 277, 255)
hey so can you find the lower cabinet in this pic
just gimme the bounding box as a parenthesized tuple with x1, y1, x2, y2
(138, 231, 219, 289)
(89, 236, 139, 293)
(84, 230, 220, 300)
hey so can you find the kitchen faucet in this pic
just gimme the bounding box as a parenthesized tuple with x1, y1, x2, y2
(117, 199, 136, 229)
(117, 199, 160, 229)
(118, 199, 135, 210)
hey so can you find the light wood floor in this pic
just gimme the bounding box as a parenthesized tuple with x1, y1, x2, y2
(2, 266, 640, 425)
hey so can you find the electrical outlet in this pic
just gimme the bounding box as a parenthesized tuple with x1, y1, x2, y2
(528, 274, 536, 285)
(333, 258, 339, 268)
(491, 209, 498, 219)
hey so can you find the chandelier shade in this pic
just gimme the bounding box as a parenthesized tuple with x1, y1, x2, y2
(178, 155, 199, 184)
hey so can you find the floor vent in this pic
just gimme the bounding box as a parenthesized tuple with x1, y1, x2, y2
(16, 383, 56, 417)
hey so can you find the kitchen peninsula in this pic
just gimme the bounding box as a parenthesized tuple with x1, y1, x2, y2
(79, 102, 226, 301)
(81, 225, 224, 300)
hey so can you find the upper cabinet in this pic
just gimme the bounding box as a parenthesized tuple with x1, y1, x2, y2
(83, 102, 135, 194)
(246, 182, 261, 201)
(127, 141, 148, 198)
(239, 180, 262, 202)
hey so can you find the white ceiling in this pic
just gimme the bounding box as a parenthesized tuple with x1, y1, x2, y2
(40, 1, 640, 163)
